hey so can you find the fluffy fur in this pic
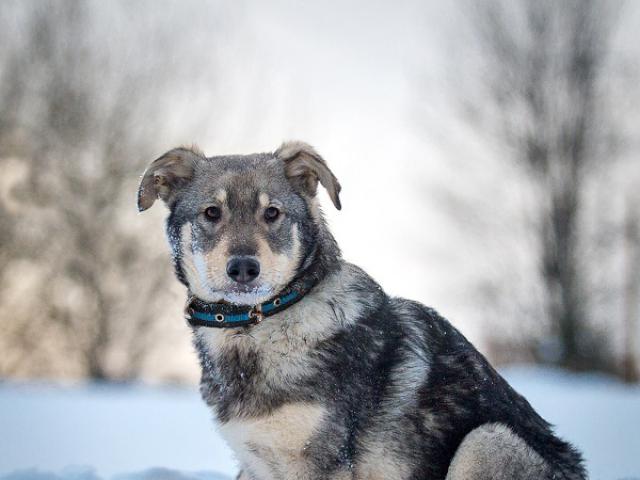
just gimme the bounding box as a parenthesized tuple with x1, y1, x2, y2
(139, 141, 586, 480)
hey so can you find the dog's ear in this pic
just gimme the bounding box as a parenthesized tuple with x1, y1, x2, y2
(275, 141, 342, 210)
(137, 147, 203, 211)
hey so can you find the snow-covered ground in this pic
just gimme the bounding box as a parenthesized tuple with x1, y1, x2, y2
(503, 367, 640, 480)
(1, 367, 638, 480)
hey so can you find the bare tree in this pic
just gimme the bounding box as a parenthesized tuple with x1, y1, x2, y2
(431, 0, 631, 373)
(0, 1, 230, 380)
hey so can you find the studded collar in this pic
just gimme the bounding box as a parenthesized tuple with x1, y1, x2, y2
(184, 278, 317, 328)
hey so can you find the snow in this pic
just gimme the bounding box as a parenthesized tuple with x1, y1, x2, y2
(1, 367, 638, 480)
(0, 468, 228, 480)
(0, 384, 236, 480)
(501, 366, 640, 480)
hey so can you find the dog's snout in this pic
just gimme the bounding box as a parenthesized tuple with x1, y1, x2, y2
(226, 257, 260, 284)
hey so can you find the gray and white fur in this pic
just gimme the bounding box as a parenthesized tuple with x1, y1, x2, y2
(138, 141, 586, 480)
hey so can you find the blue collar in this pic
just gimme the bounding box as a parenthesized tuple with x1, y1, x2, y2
(184, 279, 317, 328)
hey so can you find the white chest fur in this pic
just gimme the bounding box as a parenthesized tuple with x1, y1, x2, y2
(219, 402, 326, 480)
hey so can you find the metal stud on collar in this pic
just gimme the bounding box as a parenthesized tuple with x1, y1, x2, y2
(214, 313, 225, 323)
(273, 298, 282, 307)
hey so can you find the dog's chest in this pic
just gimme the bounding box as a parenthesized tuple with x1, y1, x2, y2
(196, 296, 341, 389)
(193, 277, 367, 477)
(219, 402, 326, 479)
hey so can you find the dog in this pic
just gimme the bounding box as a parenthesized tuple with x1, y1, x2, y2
(138, 141, 586, 480)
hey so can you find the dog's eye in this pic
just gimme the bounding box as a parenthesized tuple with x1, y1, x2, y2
(264, 206, 280, 222)
(204, 206, 222, 222)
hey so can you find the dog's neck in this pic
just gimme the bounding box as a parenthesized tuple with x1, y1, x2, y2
(191, 256, 385, 421)
(185, 273, 320, 328)
(294, 224, 341, 291)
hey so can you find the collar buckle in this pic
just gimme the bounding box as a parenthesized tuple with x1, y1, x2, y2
(249, 305, 263, 324)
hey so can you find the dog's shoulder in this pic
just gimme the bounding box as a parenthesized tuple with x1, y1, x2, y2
(372, 293, 469, 357)
(320, 261, 387, 321)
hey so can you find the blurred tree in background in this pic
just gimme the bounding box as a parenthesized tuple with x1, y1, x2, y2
(436, 0, 639, 378)
(0, 0, 234, 380)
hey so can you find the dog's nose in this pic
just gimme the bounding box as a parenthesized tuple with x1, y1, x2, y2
(226, 257, 260, 284)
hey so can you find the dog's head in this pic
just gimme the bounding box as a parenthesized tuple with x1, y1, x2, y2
(138, 141, 341, 305)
